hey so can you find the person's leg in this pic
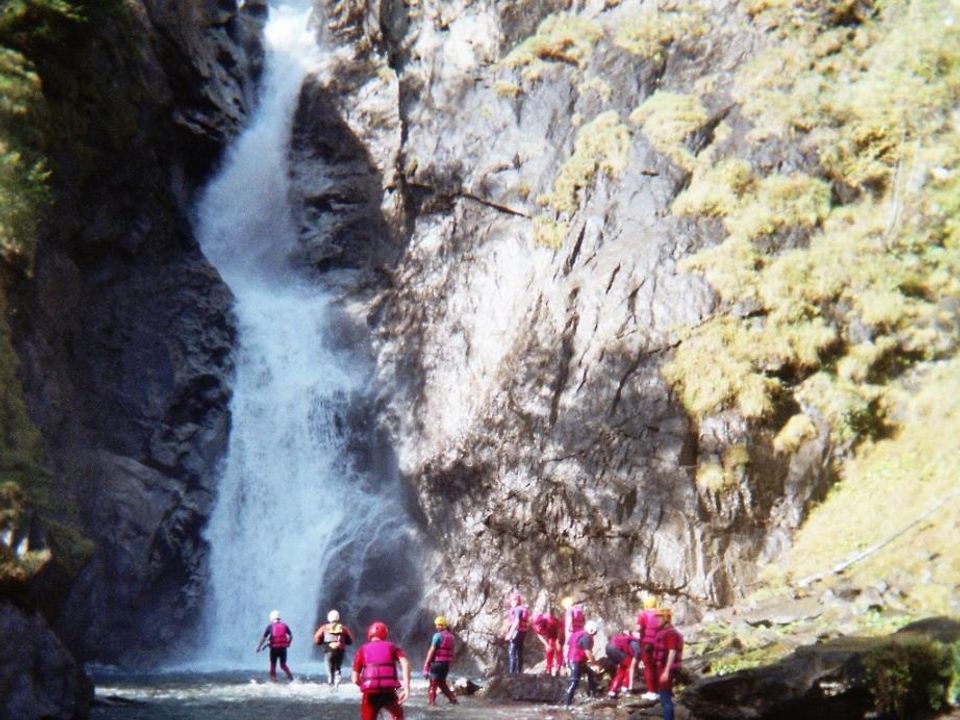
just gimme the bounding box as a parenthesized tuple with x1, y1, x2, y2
(428, 680, 438, 704)
(439, 680, 458, 703)
(516, 631, 525, 672)
(641, 646, 657, 693)
(585, 664, 598, 696)
(508, 638, 519, 674)
(660, 690, 674, 720)
(278, 648, 293, 679)
(359, 693, 379, 720)
(564, 662, 582, 705)
(269, 649, 278, 680)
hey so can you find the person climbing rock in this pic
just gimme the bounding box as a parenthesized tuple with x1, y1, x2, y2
(256, 609, 294, 681)
(564, 620, 600, 706)
(504, 592, 529, 674)
(313, 608, 354, 686)
(422, 615, 459, 705)
(352, 621, 411, 720)
(531, 608, 563, 676)
(605, 630, 641, 697)
(561, 595, 586, 666)
(635, 596, 661, 700)
(653, 607, 684, 720)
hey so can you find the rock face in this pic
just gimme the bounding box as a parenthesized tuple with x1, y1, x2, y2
(14, 0, 264, 664)
(291, 0, 836, 669)
(0, 601, 92, 720)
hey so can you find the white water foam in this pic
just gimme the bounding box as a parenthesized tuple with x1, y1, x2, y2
(192, 1, 363, 671)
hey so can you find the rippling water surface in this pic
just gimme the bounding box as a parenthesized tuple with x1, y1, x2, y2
(91, 672, 570, 720)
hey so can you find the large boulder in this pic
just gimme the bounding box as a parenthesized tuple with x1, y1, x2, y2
(0, 601, 92, 720)
(679, 618, 960, 720)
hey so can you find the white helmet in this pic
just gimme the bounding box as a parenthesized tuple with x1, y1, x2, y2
(585, 620, 599, 635)
(269, 610, 281, 622)
(327, 609, 340, 622)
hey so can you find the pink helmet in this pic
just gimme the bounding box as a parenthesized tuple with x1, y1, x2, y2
(367, 621, 389, 640)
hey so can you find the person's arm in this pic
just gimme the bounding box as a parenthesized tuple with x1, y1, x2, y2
(313, 625, 325, 645)
(352, 649, 363, 686)
(659, 648, 676, 685)
(256, 627, 268, 652)
(342, 626, 353, 645)
(397, 656, 411, 703)
(505, 610, 519, 640)
(423, 635, 438, 673)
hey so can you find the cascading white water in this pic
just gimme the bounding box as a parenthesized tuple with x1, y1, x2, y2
(192, 1, 366, 670)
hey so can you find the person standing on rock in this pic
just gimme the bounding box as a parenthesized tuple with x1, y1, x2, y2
(564, 620, 600, 705)
(561, 595, 585, 667)
(505, 592, 529, 674)
(422, 615, 459, 705)
(605, 630, 641, 697)
(255, 609, 294, 681)
(653, 607, 684, 720)
(313, 608, 354, 686)
(531, 608, 562, 676)
(352, 621, 411, 720)
(635, 596, 661, 700)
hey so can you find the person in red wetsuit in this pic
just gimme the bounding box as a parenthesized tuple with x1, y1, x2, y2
(653, 607, 684, 720)
(634, 596, 660, 700)
(422, 615, 458, 705)
(255, 609, 294, 681)
(352, 621, 411, 720)
(561, 595, 586, 667)
(605, 631, 641, 697)
(531, 609, 563, 676)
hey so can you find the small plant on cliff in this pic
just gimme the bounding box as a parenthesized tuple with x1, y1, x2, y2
(614, 1, 711, 61)
(500, 13, 602, 83)
(629, 91, 708, 171)
(538, 110, 631, 216)
(864, 640, 955, 718)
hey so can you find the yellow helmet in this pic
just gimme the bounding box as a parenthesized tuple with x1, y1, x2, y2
(560, 596, 574, 609)
(434, 615, 448, 628)
(656, 606, 673, 621)
(643, 596, 658, 610)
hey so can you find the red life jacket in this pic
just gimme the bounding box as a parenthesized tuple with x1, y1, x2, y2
(567, 629, 592, 663)
(269, 622, 291, 648)
(638, 610, 660, 645)
(434, 630, 455, 663)
(654, 626, 683, 672)
(609, 633, 634, 655)
(511, 606, 529, 632)
(360, 641, 401, 692)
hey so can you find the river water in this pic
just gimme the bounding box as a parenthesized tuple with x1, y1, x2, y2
(90, 672, 571, 720)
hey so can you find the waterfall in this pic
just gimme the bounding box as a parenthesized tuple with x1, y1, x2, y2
(191, 1, 422, 671)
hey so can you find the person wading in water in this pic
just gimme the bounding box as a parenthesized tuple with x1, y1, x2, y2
(256, 609, 294, 681)
(352, 621, 411, 720)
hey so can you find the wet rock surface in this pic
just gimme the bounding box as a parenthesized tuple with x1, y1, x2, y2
(0, 601, 92, 720)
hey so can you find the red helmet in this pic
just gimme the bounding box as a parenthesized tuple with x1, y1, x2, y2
(367, 621, 389, 640)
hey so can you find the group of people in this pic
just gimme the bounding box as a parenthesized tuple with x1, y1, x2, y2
(255, 610, 458, 719)
(507, 593, 684, 719)
(255, 593, 684, 720)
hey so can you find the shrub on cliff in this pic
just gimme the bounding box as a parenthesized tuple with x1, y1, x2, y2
(864, 639, 959, 718)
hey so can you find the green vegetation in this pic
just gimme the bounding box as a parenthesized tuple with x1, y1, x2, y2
(864, 639, 958, 718)
(0, 0, 109, 593)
